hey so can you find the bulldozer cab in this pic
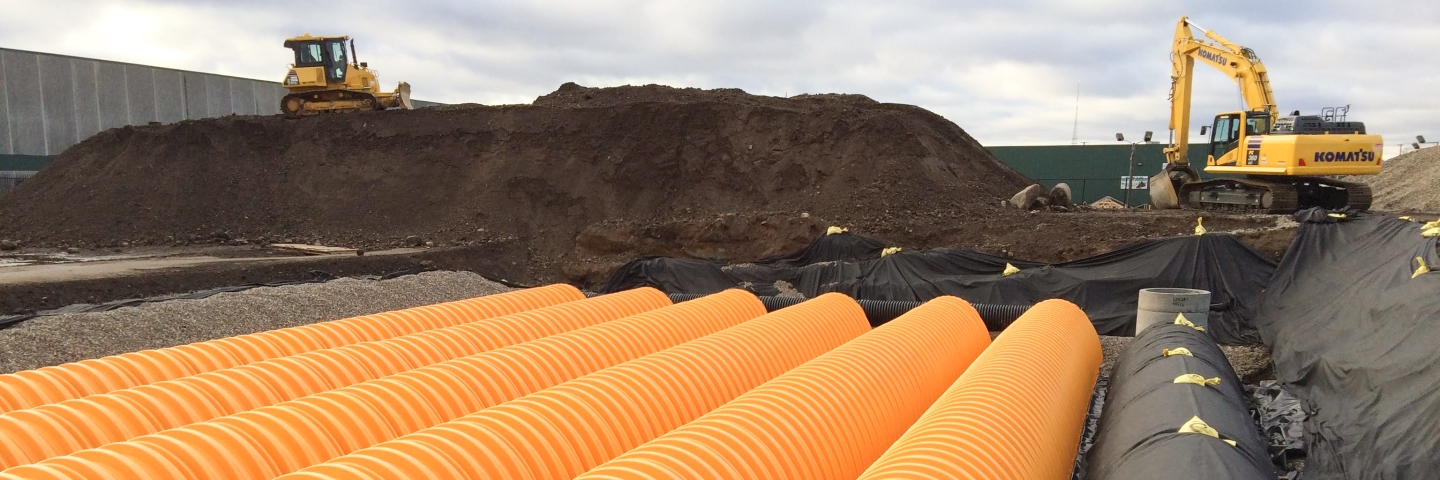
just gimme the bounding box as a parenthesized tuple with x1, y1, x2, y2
(284, 36, 348, 84)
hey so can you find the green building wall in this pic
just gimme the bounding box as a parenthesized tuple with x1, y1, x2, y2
(986, 144, 1213, 207)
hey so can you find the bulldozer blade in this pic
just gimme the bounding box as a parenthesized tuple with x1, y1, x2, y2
(396, 82, 413, 110)
(1149, 169, 1180, 209)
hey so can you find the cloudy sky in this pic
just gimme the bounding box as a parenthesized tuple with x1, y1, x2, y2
(4, 0, 1436, 154)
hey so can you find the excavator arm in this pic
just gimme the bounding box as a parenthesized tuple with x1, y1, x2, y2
(1152, 16, 1278, 208)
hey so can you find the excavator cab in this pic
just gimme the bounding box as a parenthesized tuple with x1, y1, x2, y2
(1206, 111, 1268, 165)
(279, 34, 411, 116)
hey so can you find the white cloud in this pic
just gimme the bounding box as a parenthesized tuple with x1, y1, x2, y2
(1, 0, 1435, 149)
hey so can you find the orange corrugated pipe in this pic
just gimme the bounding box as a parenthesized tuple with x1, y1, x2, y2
(280, 292, 874, 480)
(575, 295, 992, 480)
(856, 299, 1101, 480)
(0, 287, 662, 470)
(0, 284, 583, 413)
(7, 289, 766, 479)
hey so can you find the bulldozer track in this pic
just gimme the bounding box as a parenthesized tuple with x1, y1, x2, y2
(281, 89, 380, 117)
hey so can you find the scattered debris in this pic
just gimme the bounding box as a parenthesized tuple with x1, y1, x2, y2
(270, 243, 359, 256)
(1088, 197, 1126, 210)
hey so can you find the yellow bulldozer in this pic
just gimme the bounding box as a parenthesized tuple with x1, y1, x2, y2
(280, 34, 412, 116)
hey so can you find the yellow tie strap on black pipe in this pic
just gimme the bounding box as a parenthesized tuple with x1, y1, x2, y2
(1172, 374, 1221, 386)
(1177, 416, 1239, 447)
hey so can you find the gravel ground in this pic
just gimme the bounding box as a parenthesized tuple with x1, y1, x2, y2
(0, 271, 513, 373)
(1363, 147, 1440, 213)
(1098, 335, 1272, 382)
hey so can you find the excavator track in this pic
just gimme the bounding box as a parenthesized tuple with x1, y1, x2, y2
(1177, 176, 1369, 214)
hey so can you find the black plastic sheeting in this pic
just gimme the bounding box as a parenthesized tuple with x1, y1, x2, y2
(0, 270, 419, 330)
(602, 232, 1276, 344)
(1070, 375, 1109, 480)
(1254, 210, 1440, 478)
(666, 293, 1030, 330)
(1247, 380, 1307, 476)
(1085, 323, 1276, 479)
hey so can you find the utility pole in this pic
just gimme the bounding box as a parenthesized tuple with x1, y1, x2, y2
(1071, 82, 1080, 145)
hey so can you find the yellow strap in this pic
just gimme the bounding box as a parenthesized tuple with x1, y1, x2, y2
(881, 246, 902, 257)
(1163, 347, 1193, 357)
(1400, 216, 1414, 222)
(1415, 257, 1431, 279)
(1174, 313, 1206, 332)
(1328, 212, 1348, 219)
(1194, 217, 1207, 236)
(826, 226, 849, 235)
(1177, 416, 1236, 446)
(1173, 374, 1222, 386)
(1423, 228, 1440, 238)
(1002, 263, 1021, 276)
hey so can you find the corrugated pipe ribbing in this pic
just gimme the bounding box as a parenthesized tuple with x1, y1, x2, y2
(0, 284, 583, 413)
(0, 287, 665, 472)
(7, 289, 765, 479)
(856, 299, 1102, 480)
(576, 295, 992, 480)
(281, 292, 871, 480)
(667, 293, 1029, 329)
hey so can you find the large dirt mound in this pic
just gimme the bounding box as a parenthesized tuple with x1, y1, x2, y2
(0, 83, 1033, 281)
(1367, 147, 1440, 213)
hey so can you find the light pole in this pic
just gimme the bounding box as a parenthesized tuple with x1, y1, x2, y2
(1116, 131, 1156, 207)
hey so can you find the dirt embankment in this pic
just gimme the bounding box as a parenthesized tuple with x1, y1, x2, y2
(0, 83, 1037, 283)
(0, 82, 1294, 289)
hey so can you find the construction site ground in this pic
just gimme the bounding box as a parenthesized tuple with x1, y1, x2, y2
(0, 209, 1295, 316)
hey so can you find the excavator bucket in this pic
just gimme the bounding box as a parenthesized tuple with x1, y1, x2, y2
(1149, 169, 1180, 209)
(396, 82, 413, 110)
(1149, 163, 1201, 209)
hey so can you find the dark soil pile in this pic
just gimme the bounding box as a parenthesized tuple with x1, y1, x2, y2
(0, 83, 1035, 282)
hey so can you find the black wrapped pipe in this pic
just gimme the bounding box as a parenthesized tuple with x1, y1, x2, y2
(665, 293, 1030, 330)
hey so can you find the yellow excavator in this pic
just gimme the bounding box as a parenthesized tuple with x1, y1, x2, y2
(1150, 17, 1382, 213)
(280, 34, 412, 116)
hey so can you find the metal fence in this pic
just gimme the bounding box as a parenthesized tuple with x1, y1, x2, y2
(0, 170, 35, 195)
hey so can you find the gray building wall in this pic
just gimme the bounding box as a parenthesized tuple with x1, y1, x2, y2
(0, 47, 440, 157)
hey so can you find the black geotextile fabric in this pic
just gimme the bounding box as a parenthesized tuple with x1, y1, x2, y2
(1254, 209, 1440, 478)
(1085, 323, 1275, 479)
(600, 232, 1276, 344)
